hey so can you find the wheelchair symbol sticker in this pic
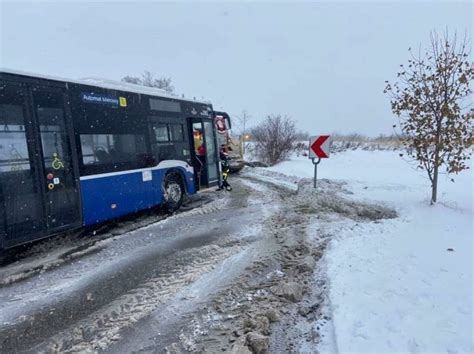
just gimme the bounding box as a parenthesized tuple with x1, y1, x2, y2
(52, 153, 64, 170)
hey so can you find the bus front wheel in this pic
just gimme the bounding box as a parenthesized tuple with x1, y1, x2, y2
(163, 173, 184, 213)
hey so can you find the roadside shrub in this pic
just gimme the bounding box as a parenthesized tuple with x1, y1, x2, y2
(251, 115, 297, 165)
(295, 141, 307, 157)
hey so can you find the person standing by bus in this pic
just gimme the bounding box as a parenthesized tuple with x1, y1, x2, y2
(217, 144, 232, 191)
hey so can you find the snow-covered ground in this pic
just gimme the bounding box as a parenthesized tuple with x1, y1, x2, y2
(266, 150, 473, 353)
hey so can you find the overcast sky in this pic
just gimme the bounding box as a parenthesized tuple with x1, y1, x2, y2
(1, 1, 472, 135)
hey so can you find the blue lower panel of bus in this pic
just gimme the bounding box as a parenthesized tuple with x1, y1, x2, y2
(80, 167, 195, 226)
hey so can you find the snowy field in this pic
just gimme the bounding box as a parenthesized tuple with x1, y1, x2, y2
(267, 150, 473, 353)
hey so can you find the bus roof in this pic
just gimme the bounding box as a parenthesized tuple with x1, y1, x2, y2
(0, 68, 210, 105)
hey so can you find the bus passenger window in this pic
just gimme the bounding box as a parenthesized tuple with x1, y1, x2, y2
(36, 107, 67, 169)
(153, 124, 169, 142)
(0, 103, 30, 172)
(169, 124, 184, 141)
(80, 134, 147, 167)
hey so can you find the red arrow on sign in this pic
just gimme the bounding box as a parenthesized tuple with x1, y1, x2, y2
(310, 135, 330, 158)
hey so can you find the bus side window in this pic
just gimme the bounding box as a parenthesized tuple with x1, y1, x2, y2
(169, 124, 184, 141)
(152, 124, 169, 142)
(0, 103, 30, 172)
(79, 133, 148, 170)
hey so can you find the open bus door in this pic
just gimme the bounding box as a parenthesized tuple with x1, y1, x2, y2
(213, 111, 245, 173)
(187, 117, 220, 189)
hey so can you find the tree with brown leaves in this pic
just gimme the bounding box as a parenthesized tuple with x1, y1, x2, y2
(384, 31, 473, 204)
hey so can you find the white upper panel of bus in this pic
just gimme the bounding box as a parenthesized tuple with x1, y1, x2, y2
(0, 68, 210, 105)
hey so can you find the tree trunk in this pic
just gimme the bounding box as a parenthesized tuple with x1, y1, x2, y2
(431, 163, 438, 204)
(431, 116, 442, 205)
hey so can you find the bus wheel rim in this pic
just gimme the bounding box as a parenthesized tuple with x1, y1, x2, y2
(167, 183, 181, 202)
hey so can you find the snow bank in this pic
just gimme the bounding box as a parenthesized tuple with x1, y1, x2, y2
(267, 150, 473, 353)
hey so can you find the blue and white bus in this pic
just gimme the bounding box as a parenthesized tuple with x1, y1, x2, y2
(0, 69, 225, 249)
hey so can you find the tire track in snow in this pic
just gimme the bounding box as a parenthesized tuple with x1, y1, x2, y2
(35, 242, 245, 353)
(0, 193, 229, 287)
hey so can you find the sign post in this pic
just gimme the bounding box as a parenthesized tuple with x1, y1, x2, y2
(312, 157, 321, 188)
(309, 135, 330, 189)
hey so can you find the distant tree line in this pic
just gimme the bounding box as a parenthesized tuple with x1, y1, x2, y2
(121, 70, 174, 93)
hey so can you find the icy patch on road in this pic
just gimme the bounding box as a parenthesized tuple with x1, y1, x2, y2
(0, 236, 107, 287)
(167, 192, 230, 221)
(0, 193, 225, 287)
(239, 178, 271, 193)
(145, 246, 262, 353)
(42, 241, 245, 353)
(240, 167, 299, 192)
(182, 201, 329, 353)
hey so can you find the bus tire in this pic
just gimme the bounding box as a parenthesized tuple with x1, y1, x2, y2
(163, 173, 184, 213)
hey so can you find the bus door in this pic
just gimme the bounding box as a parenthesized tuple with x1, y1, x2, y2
(188, 117, 220, 188)
(0, 82, 44, 247)
(30, 86, 82, 234)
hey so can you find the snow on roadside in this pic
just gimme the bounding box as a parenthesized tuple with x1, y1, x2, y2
(258, 150, 473, 353)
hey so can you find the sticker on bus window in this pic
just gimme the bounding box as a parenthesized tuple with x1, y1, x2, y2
(119, 97, 127, 107)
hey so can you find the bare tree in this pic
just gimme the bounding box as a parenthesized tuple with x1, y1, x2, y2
(140, 70, 155, 87)
(121, 75, 141, 85)
(384, 31, 473, 204)
(237, 110, 251, 136)
(252, 115, 297, 165)
(153, 77, 174, 93)
(121, 70, 175, 93)
(237, 110, 252, 157)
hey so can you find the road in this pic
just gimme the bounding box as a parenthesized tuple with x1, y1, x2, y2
(0, 173, 389, 353)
